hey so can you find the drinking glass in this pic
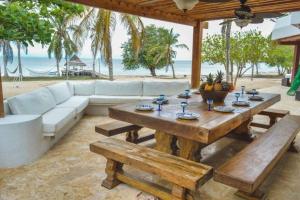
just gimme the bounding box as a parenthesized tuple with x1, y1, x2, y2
(252, 89, 257, 97)
(157, 99, 163, 111)
(241, 86, 245, 96)
(181, 102, 188, 113)
(235, 92, 241, 102)
(206, 99, 213, 111)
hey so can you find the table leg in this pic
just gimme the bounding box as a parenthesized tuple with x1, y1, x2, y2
(155, 131, 176, 155)
(177, 137, 205, 162)
(228, 118, 255, 142)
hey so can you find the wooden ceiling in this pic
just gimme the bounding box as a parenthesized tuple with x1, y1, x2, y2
(68, 0, 300, 26)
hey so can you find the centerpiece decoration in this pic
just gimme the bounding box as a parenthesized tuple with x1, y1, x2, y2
(199, 71, 233, 102)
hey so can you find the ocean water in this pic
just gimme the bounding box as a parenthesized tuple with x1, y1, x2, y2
(0, 57, 278, 77)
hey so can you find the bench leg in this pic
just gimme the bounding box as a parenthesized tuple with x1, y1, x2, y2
(289, 139, 299, 153)
(102, 159, 123, 189)
(172, 185, 187, 200)
(126, 130, 139, 143)
(235, 189, 266, 200)
(269, 116, 277, 127)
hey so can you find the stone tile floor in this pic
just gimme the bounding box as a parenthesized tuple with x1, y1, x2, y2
(0, 86, 300, 200)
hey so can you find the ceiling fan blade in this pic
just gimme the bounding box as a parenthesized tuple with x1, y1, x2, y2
(255, 13, 284, 19)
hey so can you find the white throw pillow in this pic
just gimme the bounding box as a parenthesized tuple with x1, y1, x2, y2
(73, 81, 95, 96)
(95, 80, 143, 96)
(143, 81, 190, 96)
(8, 88, 56, 115)
(46, 82, 72, 104)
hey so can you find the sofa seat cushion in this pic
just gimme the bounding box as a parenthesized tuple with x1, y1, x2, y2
(89, 95, 147, 105)
(143, 81, 190, 96)
(95, 80, 143, 96)
(42, 107, 76, 135)
(57, 96, 89, 114)
(46, 82, 72, 104)
(8, 88, 56, 115)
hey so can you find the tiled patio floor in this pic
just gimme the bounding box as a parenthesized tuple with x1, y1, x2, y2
(1, 86, 300, 200)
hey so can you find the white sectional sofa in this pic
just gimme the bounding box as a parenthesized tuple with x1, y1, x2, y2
(0, 80, 189, 168)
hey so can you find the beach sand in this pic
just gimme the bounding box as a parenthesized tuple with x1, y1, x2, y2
(2, 76, 281, 99)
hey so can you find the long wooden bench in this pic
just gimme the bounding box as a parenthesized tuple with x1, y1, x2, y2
(214, 115, 300, 200)
(251, 108, 290, 129)
(90, 138, 213, 200)
(95, 120, 154, 144)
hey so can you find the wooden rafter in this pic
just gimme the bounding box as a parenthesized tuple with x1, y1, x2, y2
(68, 0, 300, 26)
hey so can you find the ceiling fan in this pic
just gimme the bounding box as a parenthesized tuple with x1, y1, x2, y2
(220, 0, 284, 28)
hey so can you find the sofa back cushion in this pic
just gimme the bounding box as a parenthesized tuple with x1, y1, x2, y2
(143, 81, 190, 96)
(46, 82, 72, 104)
(73, 81, 95, 96)
(7, 88, 56, 115)
(95, 80, 143, 96)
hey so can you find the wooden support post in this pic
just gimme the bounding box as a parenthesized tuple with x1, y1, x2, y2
(191, 21, 204, 89)
(292, 44, 300, 81)
(0, 75, 4, 118)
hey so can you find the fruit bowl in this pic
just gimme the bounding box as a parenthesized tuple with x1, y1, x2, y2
(199, 89, 229, 103)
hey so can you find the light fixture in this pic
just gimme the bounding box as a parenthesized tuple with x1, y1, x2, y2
(234, 18, 251, 28)
(173, 0, 199, 12)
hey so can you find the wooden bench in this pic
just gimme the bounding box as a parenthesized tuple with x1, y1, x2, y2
(90, 138, 213, 200)
(95, 120, 154, 144)
(214, 115, 300, 200)
(251, 108, 290, 129)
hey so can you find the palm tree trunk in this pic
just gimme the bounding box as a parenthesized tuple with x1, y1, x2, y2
(171, 64, 176, 79)
(56, 59, 60, 77)
(108, 62, 113, 81)
(92, 56, 96, 78)
(256, 64, 259, 75)
(17, 42, 22, 78)
(149, 67, 157, 77)
(224, 21, 232, 82)
(251, 63, 254, 81)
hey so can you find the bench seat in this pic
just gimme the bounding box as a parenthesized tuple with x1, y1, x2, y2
(251, 108, 290, 129)
(95, 120, 154, 144)
(90, 138, 213, 200)
(214, 115, 300, 199)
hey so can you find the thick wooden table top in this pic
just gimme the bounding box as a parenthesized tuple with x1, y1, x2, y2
(109, 93, 281, 144)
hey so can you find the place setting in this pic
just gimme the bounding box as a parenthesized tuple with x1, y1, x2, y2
(247, 89, 264, 101)
(231, 86, 251, 107)
(177, 89, 192, 99)
(176, 101, 200, 120)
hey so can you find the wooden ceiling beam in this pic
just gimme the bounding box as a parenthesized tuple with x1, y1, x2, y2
(68, 0, 197, 26)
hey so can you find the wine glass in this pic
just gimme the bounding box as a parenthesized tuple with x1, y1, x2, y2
(206, 99, 214, 111)
(252, 89, 257, 97)
(235, 92, 241, 102)
(157, 99, 163, 111)
(241, 86, 245, 96)
(181, 102, 188, 114)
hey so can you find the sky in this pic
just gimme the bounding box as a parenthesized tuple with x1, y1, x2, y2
(21, 15, 277, 61)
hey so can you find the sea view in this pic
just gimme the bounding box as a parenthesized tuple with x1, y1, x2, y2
(0, 57, 279, 77)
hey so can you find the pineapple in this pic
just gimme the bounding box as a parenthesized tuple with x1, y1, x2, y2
(214, 70, 224, 91)
(204, 73, 214, 91)
(200, 82, 206, 91)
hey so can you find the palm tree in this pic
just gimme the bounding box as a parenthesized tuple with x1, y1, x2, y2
(153, 28, 188, 78)
(0, 40, 13, 77)
(48, 14, 78, 77)
(221, 19, 233, 83)
(73, 8, 144, 80)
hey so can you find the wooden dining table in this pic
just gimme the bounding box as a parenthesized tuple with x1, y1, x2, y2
(109, 92, 281, 161)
